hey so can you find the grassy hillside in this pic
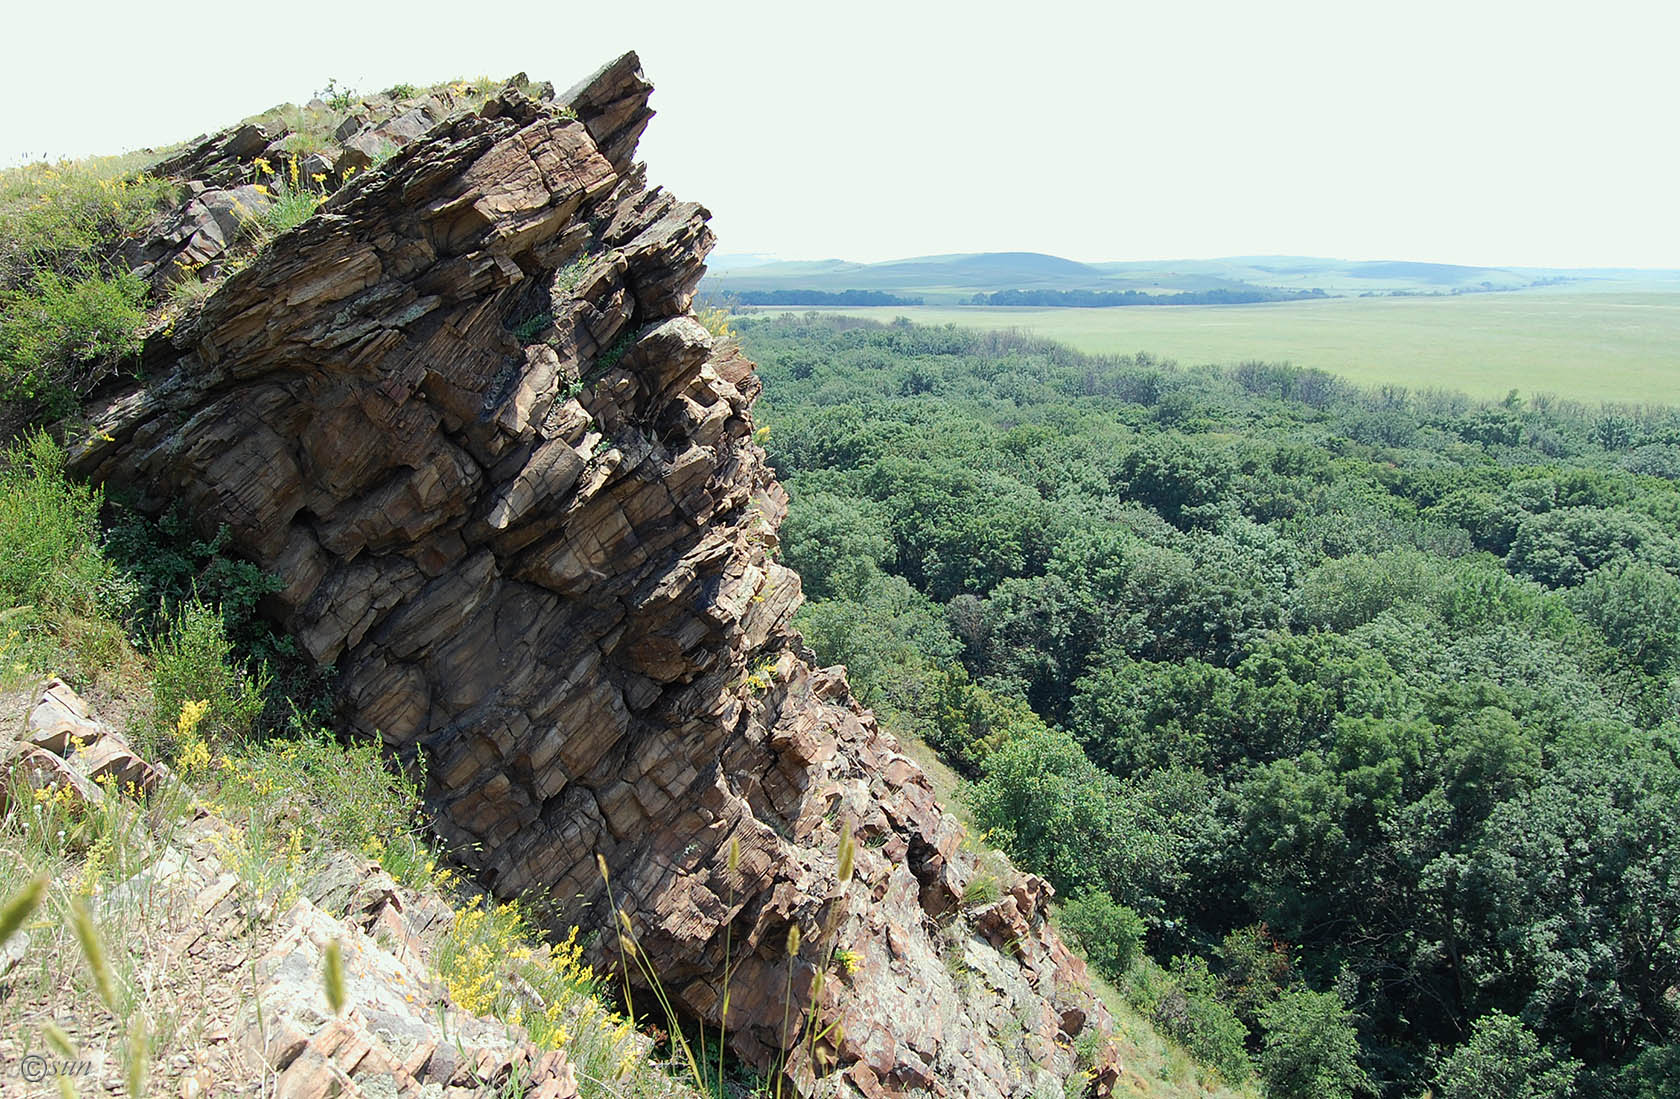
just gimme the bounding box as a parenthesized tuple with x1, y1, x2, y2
(737, 292, 1680, 404)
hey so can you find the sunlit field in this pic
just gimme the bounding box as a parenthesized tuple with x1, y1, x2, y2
(745, 291, 1680, 405)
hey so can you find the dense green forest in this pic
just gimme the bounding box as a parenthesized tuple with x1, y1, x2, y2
(960, 287, 1329, 307)
(739, 313, 1680, 1099)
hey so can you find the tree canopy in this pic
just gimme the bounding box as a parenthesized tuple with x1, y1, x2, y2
(742, 314, 1680, 1097)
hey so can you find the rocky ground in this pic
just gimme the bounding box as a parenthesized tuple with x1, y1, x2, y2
(2, 678, 681, 1098)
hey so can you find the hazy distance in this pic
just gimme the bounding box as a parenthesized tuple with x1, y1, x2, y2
(5, 0, 1677, 270)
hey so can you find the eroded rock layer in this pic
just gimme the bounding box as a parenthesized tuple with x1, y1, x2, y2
(70, 56, 1110, 1098)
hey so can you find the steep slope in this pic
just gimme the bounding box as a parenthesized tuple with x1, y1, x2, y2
(65, 58, 1112, 1097)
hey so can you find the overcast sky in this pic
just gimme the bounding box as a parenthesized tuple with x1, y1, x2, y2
(5, 0, 1675, 269)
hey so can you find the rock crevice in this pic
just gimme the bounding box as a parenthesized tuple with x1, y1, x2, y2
(72, 57, 1108, 1098)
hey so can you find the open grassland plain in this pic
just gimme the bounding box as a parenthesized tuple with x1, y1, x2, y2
(746, 291, 1680, 404)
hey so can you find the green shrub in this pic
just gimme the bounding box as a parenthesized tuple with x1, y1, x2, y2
(0, 269, 146, 413)
(104, 503, 330, 730)
(0, 156, 170, 417)
(150, 597, 265, 753)
(0, 432, 133, 683)
(105, 507, 275, 647)
(1127, 956, 1252, 1084)
(1256, 988, 1370, 1099)
(1436, 1011, 1579, 1099)
(1570, 560, 1680, 676)
(1059, 891, 1144, 980)
(1215, 923, 1294, 1031)
(1600, 1043, 1680, 1099)
(0, 432, 113, 615)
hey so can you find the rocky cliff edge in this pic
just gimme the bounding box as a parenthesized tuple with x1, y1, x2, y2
(67, 56, 1113, 1098)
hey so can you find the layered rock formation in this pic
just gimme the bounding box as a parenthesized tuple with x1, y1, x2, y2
(69, 56, 1110, 1097)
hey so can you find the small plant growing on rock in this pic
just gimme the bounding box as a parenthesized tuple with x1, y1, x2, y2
(555, 254, 593, 293)
(963, 870, 1002, 906)
(249, 155, 329, 236)
(166, 259, 215, 311)
(742, 656, 779, 692)
(510, 311, 554, 345)
(596, 330, 637, 372)
(314, 77, 358, 111)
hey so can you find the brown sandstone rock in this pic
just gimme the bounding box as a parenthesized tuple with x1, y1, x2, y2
(2, 679, 167, 809)
(71, 54, 1107, 1098)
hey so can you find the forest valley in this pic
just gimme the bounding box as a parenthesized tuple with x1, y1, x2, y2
(741, 313, 1680, 1099)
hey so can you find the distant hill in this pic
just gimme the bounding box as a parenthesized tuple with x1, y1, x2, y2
(705, 252, 1127, 297)
(701, 251, 1680, 305)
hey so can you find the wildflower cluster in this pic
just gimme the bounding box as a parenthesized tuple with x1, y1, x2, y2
(215, 751, 280, 797)
(437, 896, 645, 1079)
(248, 154, 331, 236)
(743, 656, 780, 692)
(174, 698, 212, 776)
(696, 306, 735, 341)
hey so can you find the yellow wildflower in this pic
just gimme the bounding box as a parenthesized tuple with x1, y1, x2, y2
(176, 698, 211, 739)
(175, 698, 212, 776)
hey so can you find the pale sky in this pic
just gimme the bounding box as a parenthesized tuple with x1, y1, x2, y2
(5, 0, 1676, 269)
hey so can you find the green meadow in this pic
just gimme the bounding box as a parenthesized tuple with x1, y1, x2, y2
(747, 291, 1680, 405)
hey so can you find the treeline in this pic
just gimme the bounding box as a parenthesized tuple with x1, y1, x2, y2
(742, 313, 1680, 1099)
(716, 288, 924, 306)
(960, 286, 1330, 307)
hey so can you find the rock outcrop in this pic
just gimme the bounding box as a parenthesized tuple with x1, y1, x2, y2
(69, 56, 1109, 1097)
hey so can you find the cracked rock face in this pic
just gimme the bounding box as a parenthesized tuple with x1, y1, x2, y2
(71, 56, 1108, 1098)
